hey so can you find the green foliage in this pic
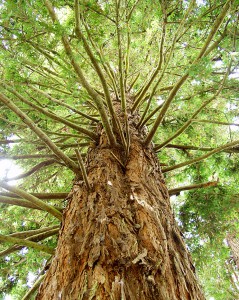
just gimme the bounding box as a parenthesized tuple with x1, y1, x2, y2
(179, 186, 236, 239)
(0, 0, 239, 298)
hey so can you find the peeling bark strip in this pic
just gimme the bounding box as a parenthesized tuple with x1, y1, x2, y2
(37, 110, 205, 299)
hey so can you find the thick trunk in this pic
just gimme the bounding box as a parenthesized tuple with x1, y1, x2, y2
(36, 110, 205, 299)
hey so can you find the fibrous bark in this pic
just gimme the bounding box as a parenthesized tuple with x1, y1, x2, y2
(37, 104, 205, 299)
(227, 233, 239, 269)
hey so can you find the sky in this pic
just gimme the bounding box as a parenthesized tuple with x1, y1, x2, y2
(0, 159, 22, 184)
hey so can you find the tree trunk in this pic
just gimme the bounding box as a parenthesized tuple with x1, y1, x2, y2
(227, 233, 239, 269)
(36, 107, 205, 299)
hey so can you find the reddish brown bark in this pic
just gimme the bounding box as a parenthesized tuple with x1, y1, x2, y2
(36, 113, 205, 299)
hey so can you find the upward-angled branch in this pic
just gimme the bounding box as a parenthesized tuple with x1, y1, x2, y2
(0, 227, 59, 258)
(0, 154, 59, 160)
(164, 143, 239, 153)
(154, 96, 215, 151)
(74, 0, 117, 123)
(8, 226, 59, 239)
(162, 138, 239, 173)
(204, 24, 228, 57)
(0, 196, 63, 211)
(132, 0, 195, 112)
(115, 0, 126, 111)
(115, 0, 130, 154)
(25, 63, 64, 87)
(169, 180, 218, 196)
(81, 19, 119, 99)
(0, 192, 68, 199)
(138, 101, 164, 129)
(44, 0, 117, 147)
(22, 274, 46, 300)
(5, 159, 57, 182)
(0, 235, 54, 255)
(1, 82, 98, 141)
(80, 1, 116, 23)
(155, 62, 231, 151)
(127, 0, 141, 21)
(26, 80, 72, 95)
(132, 21, 166, 110)
(15, 228, 59, 244)
(192, 119, 239, 127)
(23, 57, 64, 79)
(144, 73, 189, 145)
(0, 92, 79, 173)
(124, 14, 131, 87)
(0, 180, 62, 220)
(196, 0, 233, 60)
(27, 41, 67, 69)
(144, 0, 233, 146)
(30, 85, 99, 123)
(75, 148, 90, 190)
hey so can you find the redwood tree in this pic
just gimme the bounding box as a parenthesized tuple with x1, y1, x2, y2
(0, 0, 239, 299)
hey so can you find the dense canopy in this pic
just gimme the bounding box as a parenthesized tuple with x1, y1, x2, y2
(0, 0, 239, 299)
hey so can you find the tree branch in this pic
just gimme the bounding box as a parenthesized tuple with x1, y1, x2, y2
(0, 196, 63, 211)
(169, 180, 218, 196)
(132, 20, 166, 111)
(8, 226, 59, 239)
(74, 0, 118, 125)
(115, 0, 129, 153)
(0, 180, 62, 220)
(0, 235, 54, 255)
(81, 19, 120, 100)
(75, 148, 90, 190)
(0, 92, 79, 173)
(162, 139, 239, 173)
(0, 154, 59, 160)
(15, 228, 59, 245)
(0, 229, 58, 257)
(196, 0, 233, 60)
(115, 0, 126, 111)
(0, 192, 68, 199)
(164, 143, 239, 153)
(5, 159, 57, 182)
(44, 0, 117, 146)
(144, 73, 189, 146)
(30, 85, 99, 123)
(0, 139, 21, 144)
(155, 63, 231, 151)
(22, 274, 46, 300)
(1, 82, 98, 141)
(133, 0, 195, 112)
(144, 0, 233, 146)
(0, 226, 59, 258)
(80, 2, 116, 23)
(192, 119, 239, 127)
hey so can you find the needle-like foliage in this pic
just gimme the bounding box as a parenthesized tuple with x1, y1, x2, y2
(0, 0, 238, 298)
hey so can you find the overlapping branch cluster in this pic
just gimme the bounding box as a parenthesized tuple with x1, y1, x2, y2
(0, 0, 238, 296)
